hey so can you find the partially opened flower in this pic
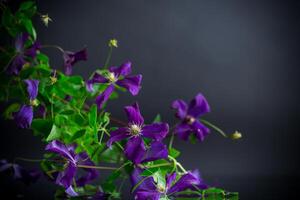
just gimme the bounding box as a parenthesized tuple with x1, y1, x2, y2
(13, 79, 39, 128)
(0, 159, 40, 185)
(45, 140, 99, 197)
(107, 102, 168, 164)
(63, 48, 87, 75)
(172, 93, 210, 142)
(86, 61, 142, 109)
(131, 168, 207, 200)
(7, 32, 40, 75)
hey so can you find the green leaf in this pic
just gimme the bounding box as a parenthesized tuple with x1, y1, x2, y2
(70, 129, 85, 141)
(153, 114, 161, 123)
(31, 119, 52, 137)
(89, 104, 98, 141)
(46, 124, 61, 142)
(169, 147, 180, 159)
(20, 18, 36, 40)
(18, 1, 37, 18)
(100, 145, 122, 163)
(3, 103, 20, 119)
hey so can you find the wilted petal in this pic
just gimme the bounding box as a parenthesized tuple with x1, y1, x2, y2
(56, 163, 77, 189)
(45, 140, 76, 164)
(116, 75, 142, 95)
(175, 123, 191, 141)
(63, 48, 87, 75)
(172, 99, 188, 119)
(142, 123, 169, 140)
(65, 185, 78, 197)
(166, 172, 177, 191)
(86, 73, 108, 92)
(125, 137, 146, 164)
(96, 84, 115, 109)
(192, 120, 210, 142)
(187, 93, 210, 118)
(24, 79, 39, 100)
(142, 141, 168, 163)
(109, 61, 132, 77)
(107, 127, 130, 147)
(7, 55, 26, 75)
(124, 102, 144, 125)
(13, 105, 33, 129)
(135, 190, 160, 200)
(168, 170, 201, 195)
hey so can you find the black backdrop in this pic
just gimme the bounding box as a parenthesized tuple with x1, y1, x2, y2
(1, 0, 300, 199)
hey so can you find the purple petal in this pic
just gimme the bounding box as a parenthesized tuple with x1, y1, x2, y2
(35, 104, 46, 118)
(125, 137, 146, 164)
(130, 168, 156, 192)
(15, 33, 29, 52)
(171, 99, 188, 119)
(63, 48, 87, 75)
(166, 172, 177, 191)
(175, 123, 191, 141)
(116, 75, 142, 96)
(187, 93, 210, 118)
(24, 79, 39, 100)
(86, 73, 108, 92)
(0, 160, 11, 172)
(13, 105, 33, 129)
(76, 153, 99, 186)
(7, 55, 26, 75)
(107, 127, 130, 147)
(142, 141, 168, 163)
(24, 41, 41, 58)
(45, 140, 76, 164)
(142, 123, 169, 141)
(56, 163, 77, 189)
(168, 170, 201, 195)
(64, 64, 73, 76)
(109, 61, 132, 77)
(135, 190, 160, 200)
(191, 120, 210, 142)
(96, 84, 115, 109)
(124, 102, 144, 125)
(65, 185, 78, 197)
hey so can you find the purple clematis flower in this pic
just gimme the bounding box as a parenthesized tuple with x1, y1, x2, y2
(107, 102, 168, 164)
(0, 159, 40, 185)
(63, 48, 87, 75)
(86, 61, 142, 109)
(172, 93, 211, 142)
(131, 168, 207, 200)
(45, 140, 99, 197)
(7, 32, 40, 75)
(13, 79, 39, 128)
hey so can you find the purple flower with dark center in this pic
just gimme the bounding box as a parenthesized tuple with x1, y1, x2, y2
(45, 140, 99, 197)
(7, 32, 40, 75)
(172, 93, 211, 142)
(131, 168, 207, 200)
(0, 159, 40, 185)
(13, 79, 39, 128)
(107, 102, 168, 164)
(63, 48, 87, 75)
(86, 61, 142, 109)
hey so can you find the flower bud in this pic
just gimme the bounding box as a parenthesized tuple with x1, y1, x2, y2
(230, 131, 242, 140)
(108, 39, 118, 48)
(41, 14, 52, 27)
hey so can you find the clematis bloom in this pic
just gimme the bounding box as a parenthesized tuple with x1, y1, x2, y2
(45, 140, 99, 197)
(63, 48, 87, 75)
(107, 102, 168, 164)
(86, 61, 142, 109)
(172, 93, 210, 142)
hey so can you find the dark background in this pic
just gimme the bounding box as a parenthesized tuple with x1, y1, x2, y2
(1, 0, 300, 199)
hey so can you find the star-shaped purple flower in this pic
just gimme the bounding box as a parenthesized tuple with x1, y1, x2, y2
(172, 93, 211, 142)
(45, 140, 99, 197)
(7, 32, 40, 75)
(107, 102, 168, 164)
(63, 48, 87, 75)
(13, 79, 39, 128)
(131, 168, 207, 200)
(86, 61, 142, 109)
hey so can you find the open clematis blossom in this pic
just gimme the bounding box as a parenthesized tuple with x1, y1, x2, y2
(45, 140, 99, 197)
(86, 61, 142, 109)
(172, 93, 211, 142)
(107, 102, 168, 164)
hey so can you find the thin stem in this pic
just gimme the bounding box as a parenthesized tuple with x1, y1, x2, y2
(131, 176, 152, 193)
(41, 45, 64, 53)
(1, 53, 17, 74)
(100, 128, 124, 151)
(110, 116, 127, 126)
(14, 157, 44, 163)
(116, 161, 131, 171)
(200, 119, 227, 138)
(51, 94, 54, 119)
(147, 162, 171, 169)
(77, 164, 118, 170)
(168, 131, 175, 150)
(103, 46, 113, 69)
(168, 155, 187, 173)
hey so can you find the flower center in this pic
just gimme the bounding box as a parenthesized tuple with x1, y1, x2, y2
(30, 99, 39, 107)
(156, 184, 166, 193)
(129, 124, 142, 135)
(185, 115, 196, 125)
(107, 72, 117, 83)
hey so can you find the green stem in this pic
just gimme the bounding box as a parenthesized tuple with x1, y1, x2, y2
(131, 176, 152, 193)
(116, 161, 131, 171)
(100, 128, 124, 151)
(77, 164, 118, 170)
(147, 162, 172, 169)
(41, 45, 64, 53)
(103, 46, 113, 69)
(168, 155, 187, 173)
(14, 157, 44, 163)
(168, 131, 175, 150)
(200, 119, 227, 138)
